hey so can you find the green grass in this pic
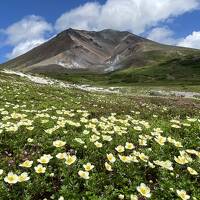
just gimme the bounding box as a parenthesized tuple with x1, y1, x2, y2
(37, 54, 200, 92)
(110, 57, 200, 85)
(0, 72, 200, 199)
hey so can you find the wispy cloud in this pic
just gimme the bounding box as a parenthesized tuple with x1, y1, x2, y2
(1, 15, 52, 59)
(147, 26, 200, 50)
(178, 31, 200, 49)
(147, 27, 179, 45)
(6, 39, 47, 59)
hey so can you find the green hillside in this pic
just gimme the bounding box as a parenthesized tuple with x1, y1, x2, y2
(40, 51, 200, 86)
(110, 54, 200, 85)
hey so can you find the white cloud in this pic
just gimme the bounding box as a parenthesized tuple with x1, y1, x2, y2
(2, 0, 200, 59)
(2, 15, 52, 59)
(6, 39, 46, 59)
(147, 27, 178, 45)
(178, 31, 200, 49)
(55, 0, 200, 34)
(4, 15, 52, 45)
(147, 28, 200, 49)
(55, 2, 101, 31)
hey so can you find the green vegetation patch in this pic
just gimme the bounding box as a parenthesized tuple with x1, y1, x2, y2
(0, 73, 199, 199)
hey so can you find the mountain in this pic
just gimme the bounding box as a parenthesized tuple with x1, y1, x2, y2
(1, 28, 200, 84)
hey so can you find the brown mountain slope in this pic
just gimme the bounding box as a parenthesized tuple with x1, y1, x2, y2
(1, 28, 200, 75)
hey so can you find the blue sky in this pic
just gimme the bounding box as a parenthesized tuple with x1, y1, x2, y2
(0, 0, 200, 63)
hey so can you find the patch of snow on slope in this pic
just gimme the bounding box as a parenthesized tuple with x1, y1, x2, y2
(57, 61, 85, 69)
(2, 70, 119, 94)
(3, 70, 54, 85)
(104, 55, 122, 72)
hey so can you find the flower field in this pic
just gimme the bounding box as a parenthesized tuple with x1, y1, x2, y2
(0, 72, 199, 200)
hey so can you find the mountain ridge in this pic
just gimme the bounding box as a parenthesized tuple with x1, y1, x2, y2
(1, 28, 200, 85)
(1, 29, 197, 71)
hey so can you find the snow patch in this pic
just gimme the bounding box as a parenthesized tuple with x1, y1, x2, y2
(104, 55, 122, 72)
(57, 61, 85, 69)
(2, 70, 119, 94)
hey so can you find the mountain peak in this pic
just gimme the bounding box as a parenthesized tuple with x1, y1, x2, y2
(1, 28, 198, 75)
(58, 28, 130, 36)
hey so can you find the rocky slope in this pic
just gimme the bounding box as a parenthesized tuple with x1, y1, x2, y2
(2, 28, 200, 75)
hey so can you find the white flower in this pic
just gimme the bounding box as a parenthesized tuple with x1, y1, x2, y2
(171, 124, 181, 129)
(37, 154, 53, 164)
(102, 135, 112, 141)
(34, 164, 46, 174)
(27, 138, 33, 143)
(118, 194, 124, 199)
(107, 153, 116, 163)
(187, 167, 198, 175)
(176, 190, 190, 200)
(130, 195, 138, 200)
(153, 160, 173, 171)
(65, 155, 76, 165)
(137, 183, 151, 198)
(74, 138, 85, 144)
(83, 163, 94, 171)
(19, 160, 33, 168)
(119, 155, 131, 163)
(134, 126, 142, 131)
(125, 142, 134, 150)
(105, 162, 113, 171)
(115, 145, 125, 153)
(4, 172, 18, 184)
(56, 153, 67, 160)
(53, 140, 66, 147)
(78, 170, 89, 179)
(18, 172, 30, 182)
(0, 169, 4, 175)
(94, 141, 103, 148)
(154, 135, 166, 146)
